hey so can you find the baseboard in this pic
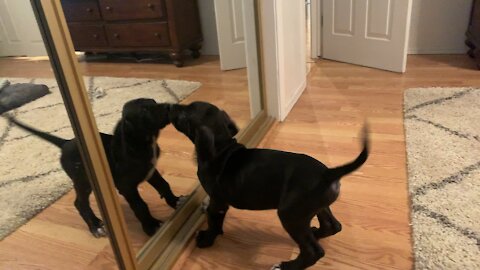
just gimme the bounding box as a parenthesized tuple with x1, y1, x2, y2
(280, 79, 307, 121)
(408, 48, 467, 55)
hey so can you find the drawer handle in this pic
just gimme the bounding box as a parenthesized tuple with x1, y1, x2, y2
(154, 32, 161, 38)
(113, 33, 119, 39)
(105, 6, 112, 11)
(147, 3, 154, 9)
(92, 34, 98, 39)
(86, 7, 93, 13)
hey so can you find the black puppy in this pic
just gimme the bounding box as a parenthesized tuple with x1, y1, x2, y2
(7, 98, 182, 237)
(169, 101, 369, 270)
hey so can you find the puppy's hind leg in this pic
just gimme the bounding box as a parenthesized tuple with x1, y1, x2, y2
(196, 198, 229, 248)
(312, 206, 342, 239)
(147, 170, 182, 209)
(277, 211, 325, 270)
(73, 181, 106, 237)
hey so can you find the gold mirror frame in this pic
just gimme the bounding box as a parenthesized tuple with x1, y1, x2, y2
(31, 0, 273, 269)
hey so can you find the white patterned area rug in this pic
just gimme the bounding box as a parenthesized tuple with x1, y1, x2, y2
(404, 87, 480, 269)
(0, 76, 200, 240)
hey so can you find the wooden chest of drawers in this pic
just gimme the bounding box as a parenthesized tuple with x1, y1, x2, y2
(466, 0, 480, 69)
(61, 0, 202, 67)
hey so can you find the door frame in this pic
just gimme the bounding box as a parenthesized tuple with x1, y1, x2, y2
(31, 0, 274, 269)
(310, 0, 322, 58)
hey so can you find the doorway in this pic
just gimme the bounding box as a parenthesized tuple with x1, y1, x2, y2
(308, 0, 413, 73)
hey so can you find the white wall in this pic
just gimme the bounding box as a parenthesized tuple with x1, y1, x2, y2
(409, 0, 473, 54)
(260, 0, 307, 121)
(198, 0, 219, 55)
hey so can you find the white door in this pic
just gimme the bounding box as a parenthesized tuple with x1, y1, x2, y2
(322, 0, 412, 73)
(214, 0, 246, 70)
(0, 0, 46, 57)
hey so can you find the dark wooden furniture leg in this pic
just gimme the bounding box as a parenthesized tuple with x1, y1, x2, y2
(169, 51, 184, 67)
(466, 39, 475, 58)
(466, 0, 480, 69)
(474, 48, 480, 69)
(190, 42, 202, 59)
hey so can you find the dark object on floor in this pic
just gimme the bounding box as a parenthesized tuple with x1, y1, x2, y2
(85, 52, 171, 64)
(0, 83, 50, 114)
(61, 0, 203, 67)
(6, 99, 183, 237)
(466, 0, 480, 69)
(169, 101, 370, 270)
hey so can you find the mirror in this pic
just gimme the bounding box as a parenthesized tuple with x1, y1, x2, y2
(0, 21, 118, 270)
(1, 0, 265, 269)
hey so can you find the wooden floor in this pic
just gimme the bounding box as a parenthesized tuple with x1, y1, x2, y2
(1, 55, 479, 269)
(0, 56, 250, 269)
(173, 55, 480, 270)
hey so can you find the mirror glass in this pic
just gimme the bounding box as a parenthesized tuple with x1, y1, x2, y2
(0, 3, 118, 268)
(0, 0, 262, 266)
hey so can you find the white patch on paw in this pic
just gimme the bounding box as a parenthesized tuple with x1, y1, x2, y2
(271, 263, 281, 270)
(201, 198, 210, 213)
(176, 195, 189, 208)
(93, 226, 107, 238)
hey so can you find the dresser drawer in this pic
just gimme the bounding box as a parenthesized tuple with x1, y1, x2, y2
(61, 0, 101, 22)
(99, 0, 166, 21)
(105, 22, 170, 47)
(68, 24, 108, 48)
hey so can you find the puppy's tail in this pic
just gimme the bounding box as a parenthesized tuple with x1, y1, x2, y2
(6, 115, 67, 148)
(325, 123, 370, 183)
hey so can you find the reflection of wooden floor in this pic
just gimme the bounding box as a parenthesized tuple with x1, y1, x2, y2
(174, 55, 480, 270)
(0, 56, 250, 269)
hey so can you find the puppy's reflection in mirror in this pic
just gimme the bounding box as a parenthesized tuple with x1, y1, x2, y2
(6, 98, 184, 237)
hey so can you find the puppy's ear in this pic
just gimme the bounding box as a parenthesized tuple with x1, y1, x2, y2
(121, 118, 136, 135)
(221, 111, 239, 137)
(195, 126, 215, 161)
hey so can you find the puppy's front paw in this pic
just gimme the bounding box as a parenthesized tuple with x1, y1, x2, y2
(311, 222, 342, 239)
(143, 218, 162, 236)
(165, 195, 179, 209)
(201, 198, 210, 213)
(175, 195, 189, 209)
(196, 230, 217, 248)
(90, 223, 108, 238)
(271, 264, 281, 270)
